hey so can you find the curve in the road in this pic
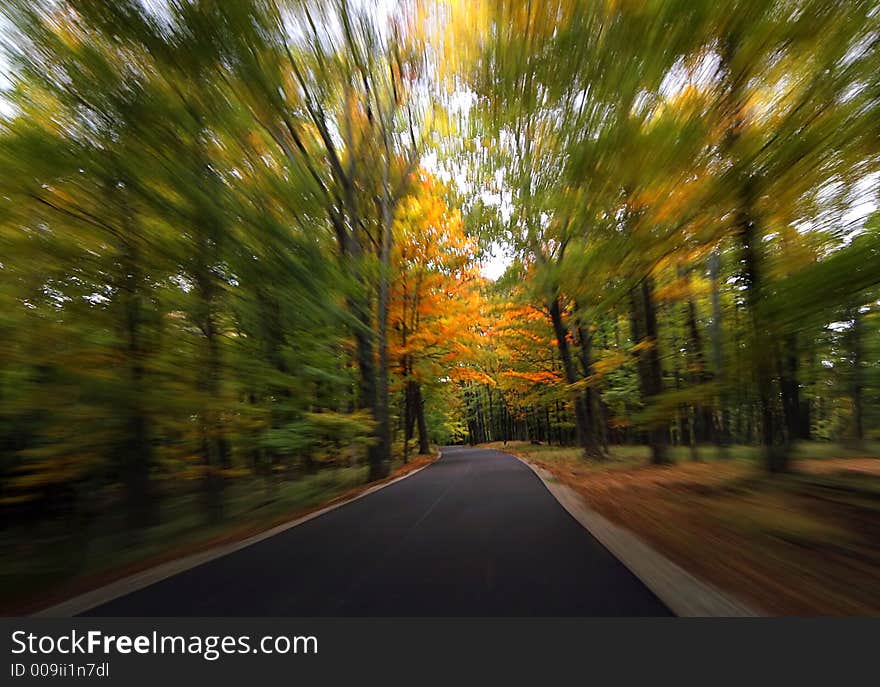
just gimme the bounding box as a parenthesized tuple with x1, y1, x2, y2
(86, 446, 671, 616)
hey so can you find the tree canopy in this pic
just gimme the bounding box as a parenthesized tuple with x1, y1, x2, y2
(1, 0, 879, 532)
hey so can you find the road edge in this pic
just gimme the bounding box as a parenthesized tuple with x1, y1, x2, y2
(33, 450, 443, 618)
(504, 450, 761, 617)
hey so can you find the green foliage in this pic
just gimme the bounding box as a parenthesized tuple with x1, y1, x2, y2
(0, 0, 446, 528)
(260, 411, 378, 458)
(446, 0, 880, 465)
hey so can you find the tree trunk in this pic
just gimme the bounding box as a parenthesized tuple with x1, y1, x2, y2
(403, 378, 415, 464)
(335, 207, 388, 481)
(351, 292, 385, 475)
(630, 279, 669, 465)
(683, 275, 712, 445)
(191, 216, 229, 521)
(738, 195, 786, 471)
(575, 315, 605, 458)
(413, 382, 430, 454)
(120, 234, 155, 530)
(486, 385, 496, 444)
(708, 250, 729, 449)
(548, 297, 602, 458)
(722, 34, 786, 472)
(372, 224, 393, 479)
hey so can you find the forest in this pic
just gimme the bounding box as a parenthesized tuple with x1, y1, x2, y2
(1, 0, 880, 614)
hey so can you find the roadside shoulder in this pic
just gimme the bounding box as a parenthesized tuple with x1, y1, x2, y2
(32, 450, 442, 618)
(503, 449, 761, 617)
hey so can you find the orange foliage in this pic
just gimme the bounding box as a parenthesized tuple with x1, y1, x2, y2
(388, 171, 485, 387)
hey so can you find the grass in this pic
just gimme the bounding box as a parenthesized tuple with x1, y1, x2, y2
(1, 451, 436, 615)
(486, 440, 880, 615)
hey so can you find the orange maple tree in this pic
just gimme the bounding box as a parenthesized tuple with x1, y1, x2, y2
(388, 171, 485, 457)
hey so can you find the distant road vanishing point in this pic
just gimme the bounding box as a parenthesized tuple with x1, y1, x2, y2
(86, 446, 670, 616)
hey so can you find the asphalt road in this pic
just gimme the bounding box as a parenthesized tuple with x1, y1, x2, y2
(86, 446, 671, 616)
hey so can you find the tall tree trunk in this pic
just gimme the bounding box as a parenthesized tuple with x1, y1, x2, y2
(333, 204, 387, 478)
(739, 196, 785, 471)
(708, 250, 729, 449)
(548, 297, 601, 458)
(333, 202, 389, 480)
(722, 34, 786, 472)
(682, 269, 713, 446)
(401, 281, 413, 466)
(403, 378, 415, 464)
(465, 385, 477, 445)
(575, 314, 605, 458)
(190, 211, 229, 521)
(630, 279, 669, 465)
(554, 399, 563, 446)
(486, 385, 496, 444)
(413, 382, 430, 454)
(544, 406, 552, 445)
(119, 233, 155, 530)
(372, 219, 393, 479)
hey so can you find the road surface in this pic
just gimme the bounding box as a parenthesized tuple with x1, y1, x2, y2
(86, 446, 671, 616)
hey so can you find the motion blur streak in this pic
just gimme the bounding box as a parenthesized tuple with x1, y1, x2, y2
(0, 1, 879, 616)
